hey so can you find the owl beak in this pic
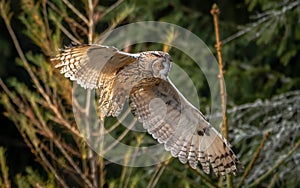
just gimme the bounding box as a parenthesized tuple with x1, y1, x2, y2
(159, 74, 168, 80)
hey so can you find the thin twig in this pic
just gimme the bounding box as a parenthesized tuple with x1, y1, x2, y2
(147, 165, 162, 188)
(211, 4, 232, 186)
(37, 145, 70, 188)
(147, 159, 171, 188)
(1, 79, 70, 188)
(149, 165, 167, 188)
(222, 0, 300, 44)
(267, 173, 278, 188)
(85, 89, 98, 188)
(119, 160, 129, 188)
(106, 108, 131, 133)
(102, 118, 137, 154)
(98, 121, 106, 188)
(0, 148, 10, 188)
(47, 1, 88, 35)
(1, 18, 92, 185)
(88, 0, 94, 43)
(41, 0, 53, 55)
(96, 5, 135, 44)
(123, 136, 143, 188)
(237, 131, 269, 188)
(17, 107, 69, 187)
(53, 138, 94, 188)
(210, 3, 228, 139)
(23, 89, 86, 187)
(61, 0, 88, 24)
(99, 0, 125, 20)
(1, 1, 81, 138)
(0, 79, 21, 108)
(86, 0, 97, 186)
(51, 17, 81, 44)
(248, 138, 300, 187)
(36, 149, 69, 187)
(1, 1, 44, 101)
(192, 168, 219, 188)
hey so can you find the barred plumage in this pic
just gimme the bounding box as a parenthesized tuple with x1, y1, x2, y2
(52, 44, 240, 177)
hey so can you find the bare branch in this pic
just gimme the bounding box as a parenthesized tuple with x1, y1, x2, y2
(62, 0, 88, 24)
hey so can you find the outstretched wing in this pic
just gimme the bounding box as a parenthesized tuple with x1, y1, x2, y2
(52, 44, 138, 116)
(129, 78, 239, 176)
(52, 44, 138, 89)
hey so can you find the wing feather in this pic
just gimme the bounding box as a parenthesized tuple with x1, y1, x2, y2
(129, 78, 239, 176)
(53, 45, 240, 176)
(52, 44, 138, 116)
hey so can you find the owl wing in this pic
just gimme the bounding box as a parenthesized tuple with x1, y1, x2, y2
(52, 44, 139, 116)
(129, 78, 239, 177)
(52, 44, 138, 89)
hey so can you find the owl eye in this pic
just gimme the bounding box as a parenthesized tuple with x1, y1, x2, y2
(152, 59, 163, 69)
(157, 62, 163, 69)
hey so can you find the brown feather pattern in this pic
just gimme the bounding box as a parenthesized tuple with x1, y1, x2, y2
(52, 44, 240, 177)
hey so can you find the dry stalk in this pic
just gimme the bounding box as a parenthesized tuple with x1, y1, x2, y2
(210, 4, 232, 187)
(62, 0, 88, 24)
(0, 148, 11, 188)
(210, 3, 228, 139)
(147, 158, 172, 188)
(86, 0, 97, 187)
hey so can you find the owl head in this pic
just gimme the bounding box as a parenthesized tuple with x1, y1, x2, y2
(142, 51, 172, 80)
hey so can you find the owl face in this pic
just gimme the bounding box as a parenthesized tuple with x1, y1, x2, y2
(148, 51, 172, 80)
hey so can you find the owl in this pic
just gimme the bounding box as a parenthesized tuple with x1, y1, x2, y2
(52, 44, 240, 177)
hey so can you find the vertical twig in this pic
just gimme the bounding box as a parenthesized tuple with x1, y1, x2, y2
(85, 89, 97, 188)
(210, 4, 232, 187)
(0, 148, 10, 188)
(210, 3, 228, 139)
(98, 120, 106, 188)
(119, 136, 140, 188)
(88, 0, 94, 44)
(41, 0, 53, 55)
(86, 0, 97, 187)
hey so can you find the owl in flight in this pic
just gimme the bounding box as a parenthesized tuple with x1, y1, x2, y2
(52, 44, 239, 177)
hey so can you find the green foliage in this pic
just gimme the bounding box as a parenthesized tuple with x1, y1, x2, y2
(0, 147, 10, 188)
(220, 1, 300, 105)
(15, 168, 55, 188)
(0, 148, 55, 188)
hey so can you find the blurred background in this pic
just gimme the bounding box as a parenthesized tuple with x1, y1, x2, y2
(0, 0, 299, 187)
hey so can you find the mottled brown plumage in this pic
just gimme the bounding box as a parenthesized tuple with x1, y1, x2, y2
(52, 44, 240, 176)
